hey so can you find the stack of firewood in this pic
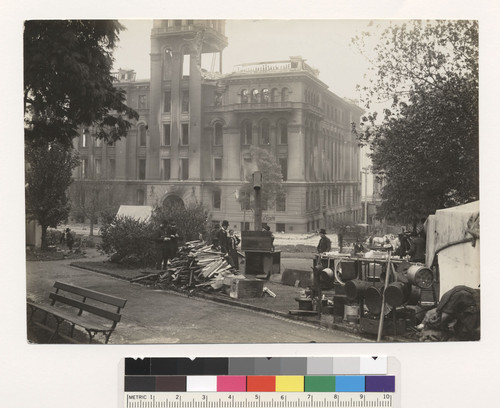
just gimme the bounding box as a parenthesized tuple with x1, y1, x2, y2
(130, 240, 238, 293)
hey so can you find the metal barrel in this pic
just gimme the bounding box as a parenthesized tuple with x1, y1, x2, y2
(364, 284, 384, 314)
(345, 279, 372, 300)
(384, 281, 411, 307)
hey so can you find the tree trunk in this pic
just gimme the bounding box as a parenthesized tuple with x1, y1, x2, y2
(89, 217, 94, 236)
(40, 224, 48, 251)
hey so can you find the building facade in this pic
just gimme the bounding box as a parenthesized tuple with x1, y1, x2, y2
(72, 20, 363, 233)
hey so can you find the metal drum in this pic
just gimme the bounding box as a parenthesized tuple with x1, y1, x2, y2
(345, 279, 372, 300)
(365, 284, 384, 314)
(384, 281, 411, 307)
(407, 265, 434, 289)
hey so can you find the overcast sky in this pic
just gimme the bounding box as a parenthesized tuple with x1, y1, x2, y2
(113, 19, 378, 102)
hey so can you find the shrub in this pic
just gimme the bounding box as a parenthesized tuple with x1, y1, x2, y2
(98, 215, 156, 266)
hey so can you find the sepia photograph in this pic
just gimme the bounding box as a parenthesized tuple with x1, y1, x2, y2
(24, 19, 479, 345)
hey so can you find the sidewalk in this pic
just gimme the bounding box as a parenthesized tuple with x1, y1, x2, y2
(69, 257, 379, 341)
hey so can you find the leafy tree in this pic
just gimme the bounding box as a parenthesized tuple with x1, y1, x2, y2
(24, 20, 139, 148)
(70, 181, 124, 236)
(25, 140, 80, 249)
(352, 20, 478, 227)
(238, 146, 285, 216)
(151, 202, 211, 243)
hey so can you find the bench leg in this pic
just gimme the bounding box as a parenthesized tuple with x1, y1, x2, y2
(85, 329, 97, 344)
(48, 316, 64, 342)
(104, 331, 113, 344)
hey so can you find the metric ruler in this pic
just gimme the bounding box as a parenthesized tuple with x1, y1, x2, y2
(122, 357, 400, 408)
(124, 392, 396, 408)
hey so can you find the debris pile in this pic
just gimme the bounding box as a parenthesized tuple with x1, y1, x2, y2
(130, 241, 241, 294)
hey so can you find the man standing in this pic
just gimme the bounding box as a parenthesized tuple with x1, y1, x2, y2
(153, 219, 179, 270)
(216, 220, 230, 254)
(317, 228, 332, 254)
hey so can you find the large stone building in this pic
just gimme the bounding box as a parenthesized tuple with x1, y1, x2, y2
(72, 20, 363, 233)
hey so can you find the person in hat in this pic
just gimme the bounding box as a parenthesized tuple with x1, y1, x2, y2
(317, 228, 332, 254)
(216, 220, 230, 254)
(227, 229, 241, 270)
(152, 219, 179, 270)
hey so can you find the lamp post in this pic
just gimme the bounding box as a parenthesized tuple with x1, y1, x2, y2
(361, 167, 371, 226)
(253, 171, 263, 231)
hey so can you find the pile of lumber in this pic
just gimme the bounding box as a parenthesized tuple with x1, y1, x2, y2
(130, 240, 239, 293)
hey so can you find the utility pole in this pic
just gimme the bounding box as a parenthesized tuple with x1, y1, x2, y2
(361, 167, 371, 227)
(253, 171, 262, 231)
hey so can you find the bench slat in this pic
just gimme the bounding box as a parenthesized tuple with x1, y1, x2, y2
(54, 281, 127, 308)
(49, 293, 122, 322)
(28, 302, 111, 332)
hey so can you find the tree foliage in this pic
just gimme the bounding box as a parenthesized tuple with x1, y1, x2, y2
(352, 20, 478, 225)
(238, 146, 285, 211)
(24, 20, 139, 148)
(151, 202, 210, 243)
(25, 140, 80, 249)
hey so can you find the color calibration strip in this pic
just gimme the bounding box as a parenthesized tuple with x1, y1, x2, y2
(124, 357, 394, 392)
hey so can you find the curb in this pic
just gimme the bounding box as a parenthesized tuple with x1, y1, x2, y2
(70, 262, 402, 342)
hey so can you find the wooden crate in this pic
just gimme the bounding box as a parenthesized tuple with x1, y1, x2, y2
(229, 278, 265, 299)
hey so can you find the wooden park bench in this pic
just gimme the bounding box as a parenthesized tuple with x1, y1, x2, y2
(27, 281, 127, 344)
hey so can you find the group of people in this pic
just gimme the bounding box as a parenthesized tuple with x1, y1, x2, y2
(215, 220, 241, 270)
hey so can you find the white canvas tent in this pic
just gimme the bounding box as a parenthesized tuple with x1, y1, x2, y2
(116, 205, 153, 222)
(425, 201, 479, 299)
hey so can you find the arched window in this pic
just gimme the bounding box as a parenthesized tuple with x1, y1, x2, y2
(281, 87, 289, 102)
(241, 120, 252, 145)
(241, 89, 249, 104)
(262, 88, 270, 103)
(278, 120, 288, 145)
(251, 89, 259, 103)
(271, 88, 278, 102)
(260, 119, 270, 145)
(214, 122, 223, 146)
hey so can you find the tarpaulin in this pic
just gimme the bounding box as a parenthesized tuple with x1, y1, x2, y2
(424, 201, 480, 299)
(116, 205, 153, 222)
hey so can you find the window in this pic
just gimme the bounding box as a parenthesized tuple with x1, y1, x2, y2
(262, 88, 270, 102)
(243, 158, 253, 179)
(271, 88, 278, 102)
(163, 124, 171, 146)
(279, 158, 288, 181)
(276, 223, 286, 233)
(164, 92, 171, 112)
(260, 120, 270, 145)
(181, 158, 189, 180)
(81, 159, 88, 179)
(162, 159, 170, 180)
(82, 130, 88, 147)
(241, 121, 252, 145)
(181, 124, 189, 145)
(213, 190, 221, 209)
(95, 159, 102, 178)
(276, 194, 286, 212)
(281, 88, 289, 102)
(94, 137, 102, 147)
(138, 125, 147, 147)
(241, 222, 250, 231)
(214, 158, 222, 180)
(138, 95, 147, 109)
(241, 89, 249, 103)
(251, 89, 259, 103)
(182, 90, 189, 113)
(240, 191, 251, 211)
(138, 159, 146, 180)
(137, 190, 145, 205)
(214, 123, 223, 146)
(278, 120, 288, 144)
(108, 159, 115, 179)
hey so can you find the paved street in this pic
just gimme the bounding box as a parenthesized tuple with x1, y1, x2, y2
(26, 258, 365, 344)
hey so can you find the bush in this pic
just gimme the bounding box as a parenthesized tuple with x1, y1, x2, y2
(98, 215, 156, 266)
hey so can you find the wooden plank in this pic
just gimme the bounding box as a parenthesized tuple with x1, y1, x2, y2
(53, 281, 127, 308)
(49, 293, 122, 322)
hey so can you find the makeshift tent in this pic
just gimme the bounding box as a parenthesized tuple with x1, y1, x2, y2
(116, 205, 153, 222)
(425, 201, 479, 299)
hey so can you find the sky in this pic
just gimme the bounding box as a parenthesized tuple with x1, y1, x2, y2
(112, 20, 376, 102)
